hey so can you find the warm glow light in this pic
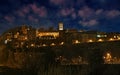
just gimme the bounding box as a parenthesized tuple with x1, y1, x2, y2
(43, 44, 47, 46)
(73, 40, 80, 44)
(59, 22, 63, 30)
(60, 42, 64, 45)
(50, 43, 55, 46)
(106, 53, 112, 61)
(98, 39, 103, 42)
(117, 36, 120, 40)
(37, 32, 59, 37)
(104, 52, 112, 63)
(88, 39, 93, 42)
(4, 40, 8, 44)
(109, 38, 114, 41)
(114, 36, 117, 38)
(31, 44, 35, 47)
(24, 37, 28, 40)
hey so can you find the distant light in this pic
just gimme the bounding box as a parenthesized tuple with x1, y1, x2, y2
(73, 40, 80, 44)
(109, 38, 114, 41)
(60, 42, 64, 45)
(106, 52, 112, 62)
(114, 36, 117, 39)
(118, 37, 120, 40)
(31, 43, 35, 47)
(24, 37, 28, 40)
(98, 39, 103, 42)
(43, 44, 47, 46)
(103, 52, 112, 63)
(50, 43, 55, 46)
(104, 35, 107, 37)
(97, 35, 107, 38)
(88, 39, 93, 42)
(4, 40, 8, 44)
(97, 35, 101, 37)
(26, 45, 29, 48)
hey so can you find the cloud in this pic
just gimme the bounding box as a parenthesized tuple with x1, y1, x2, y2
(95, 9, 103, 15)
(95, 9, 120, 19)
(59, 7, 77, 19)
(77, 7, 120, 27)
(22, 6, 30, 14)
(76, 0, 86, 6)
(30, 4, 47, 17)
(50, 0, 65, 5)
(78, 6, 94, 18)
(15, 5, 30, 17)
(60, 8, 74, 16)
(106, 10, 120, 18)
(79, 19, 99, 27)
(71, 12, 77, 19)
(28, 15, 39, 22)
(49, 0, 75, 7)
(4, 16, 15, 23)
(15, 3, 47, 18)
(16, 10, 25, 17)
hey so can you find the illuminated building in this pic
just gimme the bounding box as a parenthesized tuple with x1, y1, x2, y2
(103, 52, 112, 64)
(2, 23, 120, 48)
(21, 25, 28, 35)
(36, 31, 59, 39)
(58, 22, 63, 30)
(14, 32, 19, 39)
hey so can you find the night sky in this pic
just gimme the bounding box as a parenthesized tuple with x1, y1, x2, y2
(0, 0, 120, 34)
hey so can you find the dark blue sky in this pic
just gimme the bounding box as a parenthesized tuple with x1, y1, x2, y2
(0, 0, 120, 34)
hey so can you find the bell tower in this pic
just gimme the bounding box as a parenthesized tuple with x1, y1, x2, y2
(58, 22, 63, 30)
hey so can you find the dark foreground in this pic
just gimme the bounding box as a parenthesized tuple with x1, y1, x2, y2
(0, 64, 120, 75)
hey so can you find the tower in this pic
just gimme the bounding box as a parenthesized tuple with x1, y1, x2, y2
(58, 22, 63, 30)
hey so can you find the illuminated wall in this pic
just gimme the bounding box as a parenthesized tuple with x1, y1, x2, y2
(36, 32, 59, 39)
(59, 22, 63, 30)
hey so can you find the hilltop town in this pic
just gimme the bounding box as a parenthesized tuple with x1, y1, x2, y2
(1, 22, 120, 48)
